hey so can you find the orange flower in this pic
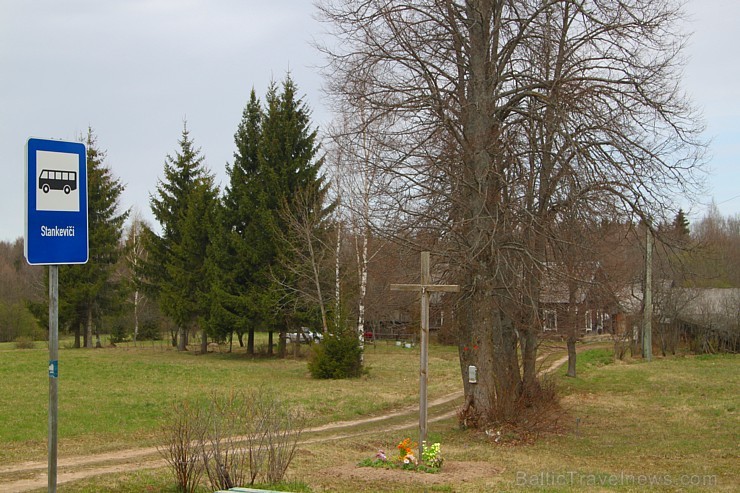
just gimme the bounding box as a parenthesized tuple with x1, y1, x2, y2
(397, 438, 417, 457)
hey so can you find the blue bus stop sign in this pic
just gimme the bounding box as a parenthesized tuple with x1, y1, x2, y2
(24, 138, 88, 265)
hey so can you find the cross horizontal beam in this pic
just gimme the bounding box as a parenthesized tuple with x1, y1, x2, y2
(390, 283, 460, 292)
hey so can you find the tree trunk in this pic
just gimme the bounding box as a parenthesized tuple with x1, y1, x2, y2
(268, 330, 274, 356)
(356, 223, 369, 363)
(566, 284, 578, 378)
(335, 209, 342, 325)
(520, 326, 539, 396)
(85, 308, 93, 349)
(200, 329, 207, 354)
(237, 330, 244, 348)
(278, 329, 286, 358)
(247, 327, 255, 355)
(177, 326, 187, 351)
(458, 274, 522, 427)
(74, 322, 81, 348)
(566, 338, 577, 378)
(306, 230, 329, 334)
(133, 289, 139, 345)
(454, 1, 524, 427)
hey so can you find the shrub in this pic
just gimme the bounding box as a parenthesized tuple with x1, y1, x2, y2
(14, 336, 35, 349)
(159, 401, 206, 493)
(160, 389, 305, 492)
(108, 319, 129, 344)
(138, 319, 162, 341)
(0, 301, 44, 342)
(308, 329, 363, 379)
(201, 392, 249, 490)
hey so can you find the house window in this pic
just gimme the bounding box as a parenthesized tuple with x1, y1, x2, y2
(543, 309, 557, 331)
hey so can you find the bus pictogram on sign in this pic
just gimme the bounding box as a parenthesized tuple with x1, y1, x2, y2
(39, 169, 78, 194)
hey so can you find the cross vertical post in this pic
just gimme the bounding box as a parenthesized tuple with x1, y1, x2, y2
(391, 252, 458, 459)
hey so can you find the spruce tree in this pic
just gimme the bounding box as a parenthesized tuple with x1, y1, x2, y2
(146, 123, 216, 351)
(59, 128, 129, 348)
(215, 76, 327, 356)
(674, 209, 691, 237)
(213, 90, 264, 352)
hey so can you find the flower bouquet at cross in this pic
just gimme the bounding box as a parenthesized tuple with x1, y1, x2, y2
(359, 438, 444, 473)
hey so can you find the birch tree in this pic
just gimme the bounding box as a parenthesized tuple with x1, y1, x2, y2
(123, 210, 149, 345)
(327, 105, 399, 348)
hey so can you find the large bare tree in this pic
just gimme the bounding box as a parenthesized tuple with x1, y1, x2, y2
(317, 0, 705, 426)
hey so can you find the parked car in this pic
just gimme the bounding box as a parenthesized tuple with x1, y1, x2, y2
(287, 328, 323, 344)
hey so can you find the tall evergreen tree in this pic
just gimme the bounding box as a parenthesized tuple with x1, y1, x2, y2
(146, 123, 216, 351)
(59, 128, 129, 348)
(214, 77, 327, 356)
(674, 209, 691, 238)
(211, 90, 264, 352)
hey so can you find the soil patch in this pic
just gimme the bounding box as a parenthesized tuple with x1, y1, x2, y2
(322, 460, 500, 486)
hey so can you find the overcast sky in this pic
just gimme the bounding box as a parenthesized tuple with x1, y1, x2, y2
(1, 0, 738, 243)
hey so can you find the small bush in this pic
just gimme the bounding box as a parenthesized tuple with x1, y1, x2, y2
(308, 329, 363, 379)
(138, 319, 162, 341)
(14, 337, 35, 349)
(160, 389, 305, 492)
(159, 401, 206, 493)
(0, 301, 44, 342)
(108, 319, 129, 344)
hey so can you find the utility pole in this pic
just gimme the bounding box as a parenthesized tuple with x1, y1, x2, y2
(390, 252, 458, 458)
(642, 223, 653, 361)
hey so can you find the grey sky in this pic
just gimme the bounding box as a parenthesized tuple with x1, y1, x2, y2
(1, 0, 738, 242)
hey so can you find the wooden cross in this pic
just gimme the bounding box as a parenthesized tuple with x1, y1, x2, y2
(391, 251, 459, 458)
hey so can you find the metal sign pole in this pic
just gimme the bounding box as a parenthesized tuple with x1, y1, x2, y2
(48, 265, 59, 493)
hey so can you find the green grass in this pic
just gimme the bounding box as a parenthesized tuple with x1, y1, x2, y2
(0, 343, 737, 492)
(460, 350, 739, 492)
(0, 340, 461, 463)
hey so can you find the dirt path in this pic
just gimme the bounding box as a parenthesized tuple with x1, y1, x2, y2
(1, 347, 575, 492)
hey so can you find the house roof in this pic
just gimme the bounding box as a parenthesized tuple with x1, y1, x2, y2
(671, 288, 740, 322)
(539, 262, 599, 305)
